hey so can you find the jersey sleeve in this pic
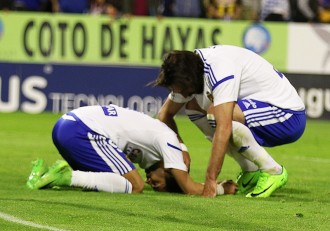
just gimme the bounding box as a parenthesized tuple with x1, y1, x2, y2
(155, 133, 188, 172)
(206, 58, 240, 106)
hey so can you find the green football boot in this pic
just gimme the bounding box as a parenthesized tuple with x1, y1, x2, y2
(33, 160, 72, 189)
(236, 170, 261, 194)
(246, 166, 288, 198)
(26, 159, 49, 189)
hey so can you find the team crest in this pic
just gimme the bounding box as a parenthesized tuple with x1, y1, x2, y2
(206, 91, 214, 103)
(125, 143, 143, 163)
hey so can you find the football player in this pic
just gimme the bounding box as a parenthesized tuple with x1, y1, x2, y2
(152, 45, 306, 198)
(26, 104, 237, 196)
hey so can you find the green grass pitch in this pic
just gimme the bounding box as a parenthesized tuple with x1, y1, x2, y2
(0, 112, 329, 231)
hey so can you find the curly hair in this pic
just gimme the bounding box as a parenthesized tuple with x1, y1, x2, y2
(152, 50, 204, 94)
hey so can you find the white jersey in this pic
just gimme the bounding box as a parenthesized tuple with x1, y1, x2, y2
(170, 45, 305, 111)
(71, 105, 187, 171)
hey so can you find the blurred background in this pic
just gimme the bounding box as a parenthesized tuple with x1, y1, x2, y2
(0, 0, 329, 119)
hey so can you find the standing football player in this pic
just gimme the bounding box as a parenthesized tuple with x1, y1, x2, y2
(152, 45, 306, 198)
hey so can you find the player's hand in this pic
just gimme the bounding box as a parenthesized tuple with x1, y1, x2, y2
(218, 180, 238, 195)
(202, 179, 217, 197)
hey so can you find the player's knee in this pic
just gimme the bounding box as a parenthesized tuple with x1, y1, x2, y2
(231, 121, 247, 147)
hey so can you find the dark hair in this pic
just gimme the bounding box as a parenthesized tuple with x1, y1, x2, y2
(145, 162, 161, 175)
(152, 50, 204, 94)
(145, 163, 183, 194)
(164, 169, 183, 194)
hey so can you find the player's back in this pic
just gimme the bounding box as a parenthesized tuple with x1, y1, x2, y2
(197, 45, 305, 110)
(71, 105, 175, 150)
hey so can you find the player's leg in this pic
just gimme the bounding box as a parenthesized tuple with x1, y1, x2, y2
(81, 131, 144, 193)
(184, 99, 263, 194)
(71, 169, 139, 193)
(227, 143, 261, 194)
(185, 97, 214, 141)
(189, 101, 245, 141)
(32, 113, 143, 193)
(233, 99, 306, 197)
(231, 121, 283, 174)
(230, 121, 287, 197)
(204, 103, 262, 193)
(31, 158, 136, 193)
(236, 99, 306, 147)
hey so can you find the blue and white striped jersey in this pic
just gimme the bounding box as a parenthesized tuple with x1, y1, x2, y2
(71, 105, 187, 171)
(194, 45, 305, 111)
(170, 45, 304, 112)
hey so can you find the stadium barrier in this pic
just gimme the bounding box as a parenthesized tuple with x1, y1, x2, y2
(0, 12, 329, 119)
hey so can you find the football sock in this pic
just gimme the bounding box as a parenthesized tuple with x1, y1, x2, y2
(231, 121, 282, 174)
(71, 171, 132, 193)
(185, 109, 214, 141)
(227, 143, 259, 172)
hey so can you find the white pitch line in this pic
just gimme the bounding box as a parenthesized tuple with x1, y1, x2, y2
(0, 211, 70, 231)
(283, 156, 330, 163)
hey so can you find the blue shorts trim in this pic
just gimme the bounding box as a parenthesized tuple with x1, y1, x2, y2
(52, 113, 135, 174)
(237, 99, 306, 147)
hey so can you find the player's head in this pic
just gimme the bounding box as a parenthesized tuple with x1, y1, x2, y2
(145, 162, 167, 192)
(152, 50, 204, 97)
(163, 169, 183, 193)
(145, 162, 183, 193)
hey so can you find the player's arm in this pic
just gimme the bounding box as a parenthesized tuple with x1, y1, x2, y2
(170, 169, 238, 196)
(122, 169, 145, 193)
(202, 101, 235, 197)
(169, 168, 204, 195)
(158, 97, 185, 140)
(158, 98, 191, 170)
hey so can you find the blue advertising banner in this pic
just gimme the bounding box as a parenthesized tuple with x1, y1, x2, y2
(0, 62, 168, 115)
(1, 62, 329, 119)
(286, 73, 330, 120)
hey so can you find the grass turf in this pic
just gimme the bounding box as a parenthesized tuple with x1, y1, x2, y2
(0, 112, 329, 231)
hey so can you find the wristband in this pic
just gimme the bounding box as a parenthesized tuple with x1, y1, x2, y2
(216, 180, 227, 195)
(180, 143, 188, 152)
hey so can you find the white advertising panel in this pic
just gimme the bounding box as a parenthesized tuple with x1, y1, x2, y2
(288, 23, 330, 74)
